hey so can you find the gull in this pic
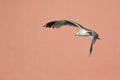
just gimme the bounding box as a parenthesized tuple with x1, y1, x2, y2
(43, 20, 100, 55)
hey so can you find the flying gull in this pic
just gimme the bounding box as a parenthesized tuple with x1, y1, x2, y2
(43, 20, 100, 56)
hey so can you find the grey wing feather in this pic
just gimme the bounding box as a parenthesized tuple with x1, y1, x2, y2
(69, 20, 91, 30)
(89, 31, 98, 55)
(43, 20, 84, 29)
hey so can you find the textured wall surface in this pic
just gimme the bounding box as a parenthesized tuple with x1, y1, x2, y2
(0, 0, 120, 80)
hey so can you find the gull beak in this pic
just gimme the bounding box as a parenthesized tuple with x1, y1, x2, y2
(75, 34, 77, 36)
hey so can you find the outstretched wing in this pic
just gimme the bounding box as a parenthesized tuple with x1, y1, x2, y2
(43, 20, 84, 29)
(89, 31, 99, 55)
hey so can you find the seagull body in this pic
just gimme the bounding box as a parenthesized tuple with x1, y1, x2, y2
(43, 20, 100, 55)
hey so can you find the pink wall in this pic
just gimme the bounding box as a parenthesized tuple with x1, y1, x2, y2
(0, 0, 120, 80)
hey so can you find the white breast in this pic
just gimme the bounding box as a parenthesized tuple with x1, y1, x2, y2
(77, 29, 90, 36)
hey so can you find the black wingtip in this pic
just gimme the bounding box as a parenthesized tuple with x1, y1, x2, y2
(43, 21, 56, 28)
(43, 24, 46, 27)
(89, 51, 92, 57)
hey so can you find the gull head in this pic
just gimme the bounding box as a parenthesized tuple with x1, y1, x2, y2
(75, 32, 81, 36)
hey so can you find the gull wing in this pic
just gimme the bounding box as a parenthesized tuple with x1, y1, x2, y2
(89, 31, 99, 55)
(43, 20, 85, 29)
